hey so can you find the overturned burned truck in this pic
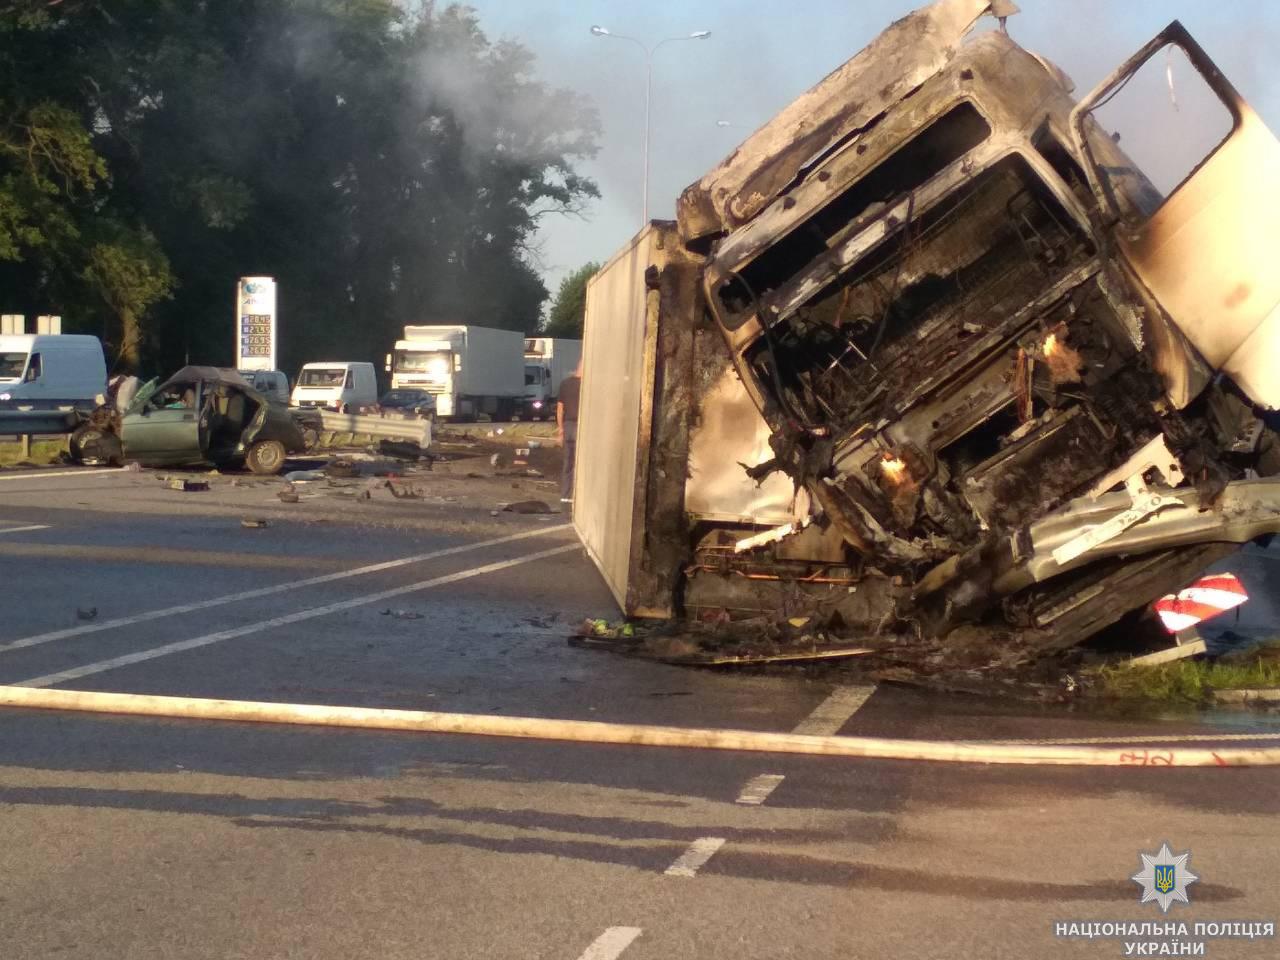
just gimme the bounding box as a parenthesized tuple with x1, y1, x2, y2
(574, 0, 1280, 666)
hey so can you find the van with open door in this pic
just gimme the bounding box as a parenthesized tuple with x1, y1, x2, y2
(290, 362, 378, 412)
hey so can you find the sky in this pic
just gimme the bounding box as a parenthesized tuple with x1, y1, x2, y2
(453, 0, 1280, 298)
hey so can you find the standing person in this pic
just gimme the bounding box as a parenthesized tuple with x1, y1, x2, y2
(556, 362, 582, 505)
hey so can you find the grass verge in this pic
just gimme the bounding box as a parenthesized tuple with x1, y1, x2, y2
(1095, 648, 1280, 703)
(0, 439, 67, 467)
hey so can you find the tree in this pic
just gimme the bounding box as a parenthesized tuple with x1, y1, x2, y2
(0, 0, 599, 373)
(541, 262, 599, 338)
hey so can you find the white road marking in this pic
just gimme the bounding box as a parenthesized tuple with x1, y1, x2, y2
(0, 524, 50, 535)
(0, 468, 124, 482)
(791, 684, 877, 736)
(0, 524, 573, 653)
(664, 837, 726, 878)
(575, 927, 642, 960)
(736, 773, 785, 806)
(12, 543, 579, 688)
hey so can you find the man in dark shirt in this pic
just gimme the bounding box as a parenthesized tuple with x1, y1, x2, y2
(556, 367, 581, 504)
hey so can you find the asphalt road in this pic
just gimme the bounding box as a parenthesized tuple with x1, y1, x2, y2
(1, 464, 1278, 960)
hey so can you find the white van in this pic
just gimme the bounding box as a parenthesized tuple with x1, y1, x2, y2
(0, 334, 108, 409)
(290, 362, 378, 412)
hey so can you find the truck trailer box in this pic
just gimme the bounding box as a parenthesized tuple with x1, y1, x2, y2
(574, 223, 799, 618)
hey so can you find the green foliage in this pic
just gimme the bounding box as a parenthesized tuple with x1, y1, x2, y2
(0, 0, 598, 371)
(542, 262, 600, 338)
(1095, 651, 1280, 703)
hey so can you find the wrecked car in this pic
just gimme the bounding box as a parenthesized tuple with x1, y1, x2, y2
(73, 366, 319, 474)
(572, 0, 1280, 669)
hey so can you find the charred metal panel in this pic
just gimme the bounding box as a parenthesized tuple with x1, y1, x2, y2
(684, 333, 797, 525)
(677, 0, 1000, 250)
(575, 222, 702, 618)
(1071, 22, 1280, 410)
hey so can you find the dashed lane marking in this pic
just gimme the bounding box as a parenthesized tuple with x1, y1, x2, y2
(664, 837, 726, 878)
(0, 525, 49, 535)
(12, 542, 579, 688)
(0, 524, 573, 654)
(574, 928, 642, 960)
(791, 684, 877, 736)
(736, 773, 785, 805)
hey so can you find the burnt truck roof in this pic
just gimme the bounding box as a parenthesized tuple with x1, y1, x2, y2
(678, 0, 1019, 249)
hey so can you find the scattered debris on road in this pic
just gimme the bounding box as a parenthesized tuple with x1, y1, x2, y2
(503, 499, 553, 514)
(381, 608, 425, 620)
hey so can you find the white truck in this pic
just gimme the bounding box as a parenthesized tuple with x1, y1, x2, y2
(519, 337, 582, 420)
(388, 325, 523, 420)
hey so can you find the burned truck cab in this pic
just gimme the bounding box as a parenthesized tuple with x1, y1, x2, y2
(669, 1, 1280, 654)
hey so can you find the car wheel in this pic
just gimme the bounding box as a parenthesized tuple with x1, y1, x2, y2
(69, 425, 123, 467)
(246, 439, 287, 475)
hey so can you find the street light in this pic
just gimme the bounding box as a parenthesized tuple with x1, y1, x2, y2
(590, 25, 712, 223)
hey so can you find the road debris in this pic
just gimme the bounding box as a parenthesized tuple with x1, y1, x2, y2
(168, 478, 209, 492)
(76, 607, 98, 621)
(381, 608, 424, 620)
(570, 616, 875, 667)
(385, 481, 423, 500)
(503, 500, 553, 514)
(277, 485, 300, 503)
(377, 439, 430, 461)
(240, 518, 269, 529)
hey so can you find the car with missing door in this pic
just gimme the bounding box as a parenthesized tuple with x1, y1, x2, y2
(103, 366, 316, 474)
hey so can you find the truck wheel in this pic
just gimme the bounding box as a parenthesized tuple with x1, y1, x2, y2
(246, 439, 287, 475)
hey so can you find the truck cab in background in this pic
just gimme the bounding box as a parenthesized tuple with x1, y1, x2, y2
(0, 334, 108, 410)
(519, 337, 582, 420)
(388, 325, 523, 420)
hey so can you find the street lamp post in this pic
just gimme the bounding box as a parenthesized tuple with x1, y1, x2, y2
(591, 25, 711, 223)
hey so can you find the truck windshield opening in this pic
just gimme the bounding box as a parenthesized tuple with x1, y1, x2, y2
(299, 368, 346, 387)
(395, 350, 451, 375)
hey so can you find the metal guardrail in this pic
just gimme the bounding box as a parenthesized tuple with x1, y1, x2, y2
(0, 409, 80, 436)
(317, 411, 432, 447)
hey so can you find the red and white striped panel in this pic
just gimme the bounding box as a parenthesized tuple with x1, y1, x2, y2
(1153, 572, 1249, 633)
